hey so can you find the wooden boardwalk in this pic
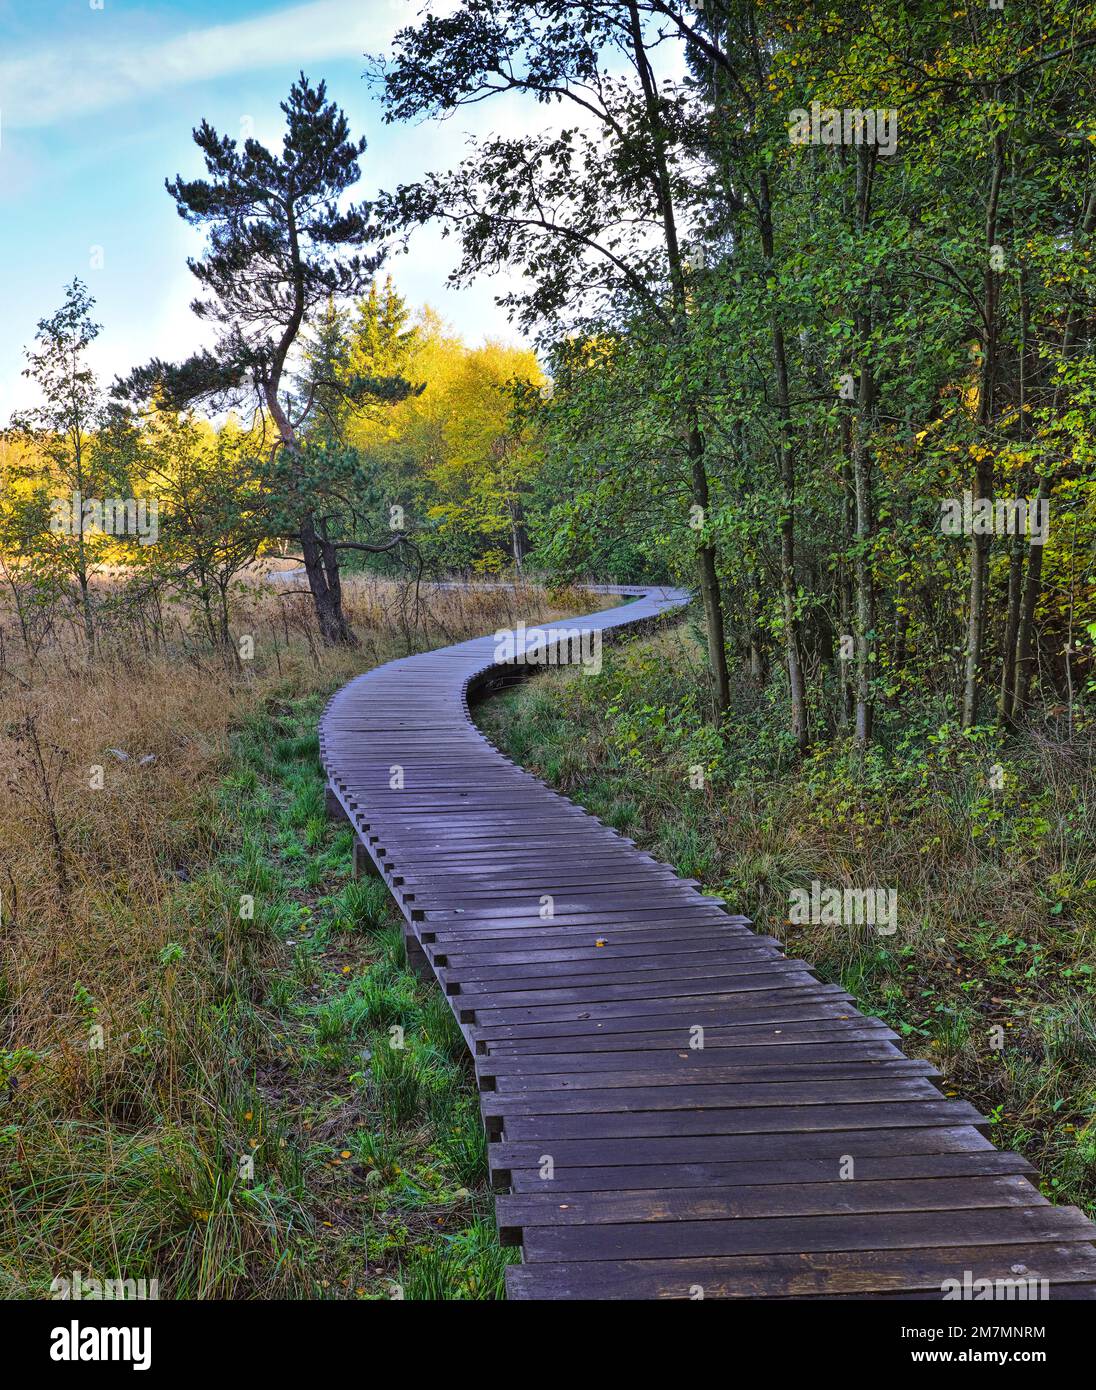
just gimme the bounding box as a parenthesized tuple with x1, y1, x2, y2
(320, 585, 1096, 1300)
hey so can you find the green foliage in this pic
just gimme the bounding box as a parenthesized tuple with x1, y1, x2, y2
(378, 0, 1096, 731)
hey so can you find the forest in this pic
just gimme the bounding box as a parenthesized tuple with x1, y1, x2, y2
(1, 0, 1094, 1316)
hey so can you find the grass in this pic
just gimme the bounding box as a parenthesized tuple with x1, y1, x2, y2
(0, 573, 607, 1299)
(475, 621, 1096, 1218)
(211, 691, 512, 1298)
(1, 688, 510, 1299)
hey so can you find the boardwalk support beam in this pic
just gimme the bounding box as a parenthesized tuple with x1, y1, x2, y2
(325, 783, 351, 824)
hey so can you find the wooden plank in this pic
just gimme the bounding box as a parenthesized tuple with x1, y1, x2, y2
(498, 1099, 988, 1141)
(479, 1013, 882, 1049)
(482, 1077, 948, 1119)
(496, 1175, 1047, 1234)
(488, 1125, 998, 1179)
(520, 1204, 1095, 1262)
(505, 1241, 1096, 1299)
(502, 1150, 1034, 1193)
(484, 1061, 940, 1092)
(445, 948, 790, 986)
(478, 1041, 912, 1078)
(449, 961, 812, 999)
(465, 982, 846, 1025)
(436, 935, 783, 966)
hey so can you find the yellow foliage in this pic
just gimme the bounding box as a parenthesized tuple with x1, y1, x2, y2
(345, 308, 544, 564)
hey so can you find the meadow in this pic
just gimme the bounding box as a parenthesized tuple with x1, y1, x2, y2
(0, 573, 592, 1299)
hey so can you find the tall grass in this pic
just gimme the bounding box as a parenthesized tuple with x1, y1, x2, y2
(0, 571, 579, 1298)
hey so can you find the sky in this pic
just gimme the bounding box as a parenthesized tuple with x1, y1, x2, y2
(0, 0, 534, 423)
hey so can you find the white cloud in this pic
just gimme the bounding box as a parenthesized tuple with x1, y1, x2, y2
(0, 0, 401, 129)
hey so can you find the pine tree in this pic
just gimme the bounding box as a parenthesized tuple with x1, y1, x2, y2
(115, 75, 408, 644)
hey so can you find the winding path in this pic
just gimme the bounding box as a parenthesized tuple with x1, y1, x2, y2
(319, 585, 1096, 1300)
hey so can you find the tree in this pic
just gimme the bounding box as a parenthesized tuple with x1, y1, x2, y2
(424, 342, 544, 573)
(7, 281, 115, 649)
(374, 0, 733, 717)
(138, 410, 265, 653)
(116, 74, 413, 644)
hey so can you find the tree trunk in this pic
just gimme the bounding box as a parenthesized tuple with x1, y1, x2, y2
(265, 384, 354, 646)
(300, 513, 355, 645)
(626, 0, 731, 719)
(77, 570, 95, 650)
(764, 250, 808, 748)
(749, 571, 767, 682)
(998, 266, 1033, 728)
(756, 160, 808, 751)
(1013, 473, 1049, 714)
(851, 148, 877, 749)
(727, 20, 807, 747)
(962, 129, 1005, 728)
(1010, 189, 1096, 717)
(852, 406, 875, 748)
(997, 502, 1027, 726)
(838, 418, 855, 730)
(688, 424, 731, 717)
(509, 496, 527, 574)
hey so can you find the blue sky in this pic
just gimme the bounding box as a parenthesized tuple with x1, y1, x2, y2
(0, 0, 532, 422)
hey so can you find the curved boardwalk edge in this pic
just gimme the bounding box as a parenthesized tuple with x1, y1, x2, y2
(319, 586, 1096, 1301)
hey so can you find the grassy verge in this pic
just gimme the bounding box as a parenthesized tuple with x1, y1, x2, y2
(475, 621, 1096, 1217)
(3, 683, 509, 1299)
(3, 576, 614, 1299)
(215, 690, 511, 1299)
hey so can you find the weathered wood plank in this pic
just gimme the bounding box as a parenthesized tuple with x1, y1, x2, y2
(505, 1241, 1096, 1299)
(520, 1204, 1095, 1263)
(496, 1175, 1047, 1233)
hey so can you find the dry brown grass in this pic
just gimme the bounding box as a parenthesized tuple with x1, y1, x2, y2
(0, 569, 603, 1297)
(1, 572, 596, 1062)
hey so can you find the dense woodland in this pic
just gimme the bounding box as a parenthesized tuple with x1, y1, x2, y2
(2, 0, 1095, 1300)
(372, 0, 1096, 751)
